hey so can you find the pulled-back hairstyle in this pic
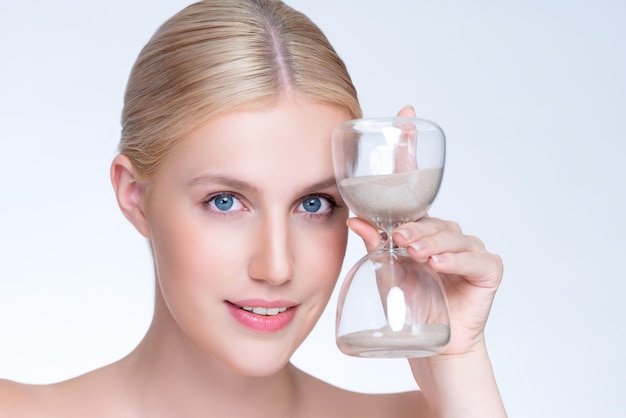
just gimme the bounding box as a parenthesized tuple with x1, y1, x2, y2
(120, 0, 361, 182)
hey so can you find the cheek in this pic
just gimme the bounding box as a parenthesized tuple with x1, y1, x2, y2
(295, 220, 349, 289)
(326, 224, 349, 273)
(149, 209, 244, 296)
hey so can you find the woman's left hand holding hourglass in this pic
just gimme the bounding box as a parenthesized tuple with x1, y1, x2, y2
(348, 105, 503, 357)
(346, 105, 505, 416)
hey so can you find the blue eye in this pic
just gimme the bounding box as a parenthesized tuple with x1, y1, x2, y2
(303, 197, 322, 213)
(214, 195, 235, 211)
(205, 193, 245, 214)
(297, 194, 337, 216)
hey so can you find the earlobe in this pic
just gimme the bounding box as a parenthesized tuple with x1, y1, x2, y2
(110, 154, 151, 238)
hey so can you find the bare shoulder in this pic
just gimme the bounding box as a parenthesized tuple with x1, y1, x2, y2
(337, 389, 432, 418)
(291, 366, 432, 418)
(0, 366, 130, 418)
(0, 379, 40, 417)
(0, 378, 82, 417)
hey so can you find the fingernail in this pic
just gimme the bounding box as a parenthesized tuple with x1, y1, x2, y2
(431, 254, 446, 263)
(394, 228, 412, 240)
(409, 241, 425, 251)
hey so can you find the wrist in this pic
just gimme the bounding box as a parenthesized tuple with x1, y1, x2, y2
(431, 334, 488, 362)
(409, 339, 506, 418)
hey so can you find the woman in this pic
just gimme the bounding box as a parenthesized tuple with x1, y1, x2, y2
(0, 0, 505, 416)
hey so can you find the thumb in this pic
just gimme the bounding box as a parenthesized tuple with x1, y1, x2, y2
(346, 217, 382, 252)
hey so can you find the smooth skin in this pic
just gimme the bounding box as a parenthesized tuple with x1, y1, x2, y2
(0, 99, 505, 417)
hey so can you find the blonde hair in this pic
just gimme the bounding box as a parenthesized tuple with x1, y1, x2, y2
(120, 0, 361, 182)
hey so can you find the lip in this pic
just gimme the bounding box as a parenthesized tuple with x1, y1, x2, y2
(226, 300, 297, 333)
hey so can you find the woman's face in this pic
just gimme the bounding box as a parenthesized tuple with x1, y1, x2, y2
(144, 96, 351, 375)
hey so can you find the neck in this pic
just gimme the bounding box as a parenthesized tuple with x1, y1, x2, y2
(119, 289, 300, 417)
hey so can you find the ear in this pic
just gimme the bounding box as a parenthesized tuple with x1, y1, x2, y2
(110, 154, 151, 238)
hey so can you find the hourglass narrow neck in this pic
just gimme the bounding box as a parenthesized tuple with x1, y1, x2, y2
(379, 222, 401, 251)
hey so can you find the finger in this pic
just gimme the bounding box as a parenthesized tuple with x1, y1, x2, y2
(405, 232, 486, 263)
(392, 217, 462, 246)
(346, 217, 382, 252)
(429, 251, 504, 288)
(394, 115, 418, 172)
(396, 105, 416, 117)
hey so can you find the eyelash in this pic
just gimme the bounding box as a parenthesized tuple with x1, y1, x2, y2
(201, 193, 339, 218)
(200, 193, 245, 218)
(297, 193, 339, 218)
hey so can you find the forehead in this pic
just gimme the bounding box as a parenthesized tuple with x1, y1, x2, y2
(161, 97, 350, 184)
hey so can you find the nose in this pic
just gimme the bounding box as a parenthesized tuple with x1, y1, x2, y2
(248, 211, 294, 285)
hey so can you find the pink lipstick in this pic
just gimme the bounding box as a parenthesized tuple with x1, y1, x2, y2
(226, 300, 297, 333)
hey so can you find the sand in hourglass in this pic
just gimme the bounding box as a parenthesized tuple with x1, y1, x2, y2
(337, 166, 448, 358)
(338, 167, 442, 224)
(338, 324, 450, 358)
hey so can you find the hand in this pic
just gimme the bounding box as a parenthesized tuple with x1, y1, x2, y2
(346, 106, 503, 356)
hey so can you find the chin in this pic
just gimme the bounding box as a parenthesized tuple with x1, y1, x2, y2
(226, 350, 292, 378)
(207, 335, 298, 378)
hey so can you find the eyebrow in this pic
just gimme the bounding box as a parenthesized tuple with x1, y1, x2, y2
(188, 174, 261, 194)
(300, 176, 340, 195)
(188, 174, 339, 196)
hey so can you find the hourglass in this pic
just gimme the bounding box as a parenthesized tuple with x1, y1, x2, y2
(332, 117, 450, 358)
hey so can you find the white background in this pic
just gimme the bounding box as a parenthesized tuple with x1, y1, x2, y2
(1, 1, 625, 417)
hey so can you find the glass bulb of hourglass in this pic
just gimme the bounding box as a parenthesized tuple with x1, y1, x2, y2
(332, 117, 450, 358)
